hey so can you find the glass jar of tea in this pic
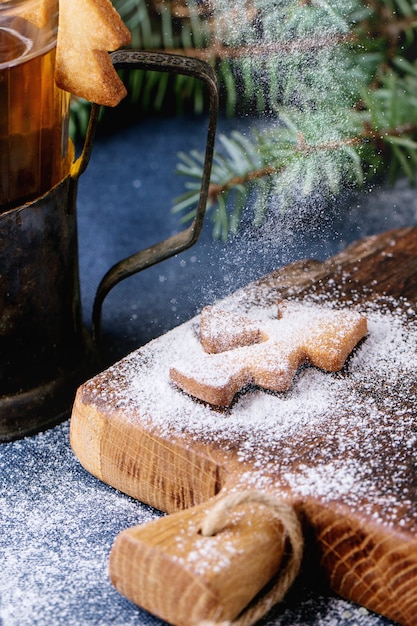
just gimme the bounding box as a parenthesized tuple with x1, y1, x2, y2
(0, 0, 70, 212)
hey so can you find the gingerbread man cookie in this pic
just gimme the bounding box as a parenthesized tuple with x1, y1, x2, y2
(170, 301, 367, 407)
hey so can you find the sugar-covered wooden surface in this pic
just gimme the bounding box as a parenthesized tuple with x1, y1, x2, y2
(72, 226, 417, 626)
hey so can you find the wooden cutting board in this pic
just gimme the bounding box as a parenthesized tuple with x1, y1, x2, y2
(71, 226, 417, 626)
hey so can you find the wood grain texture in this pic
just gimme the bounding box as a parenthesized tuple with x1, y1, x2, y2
(109, 499, 287, 625)
(71, 226, 417, 625)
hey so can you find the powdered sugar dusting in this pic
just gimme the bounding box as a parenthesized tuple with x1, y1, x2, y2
(84, 293, 417, 531)
(0, 422, 160, 626)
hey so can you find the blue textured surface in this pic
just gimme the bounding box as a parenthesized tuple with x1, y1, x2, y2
(2, 113, 416, 625)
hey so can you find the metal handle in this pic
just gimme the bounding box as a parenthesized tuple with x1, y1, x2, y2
(77, 50, 218, 341)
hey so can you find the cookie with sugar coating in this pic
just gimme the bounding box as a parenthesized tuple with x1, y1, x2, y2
(170, 301, 368, 407)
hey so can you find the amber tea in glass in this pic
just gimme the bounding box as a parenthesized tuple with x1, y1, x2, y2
(0, 0, 70, 212)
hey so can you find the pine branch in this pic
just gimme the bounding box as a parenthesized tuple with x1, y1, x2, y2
(207, 121, 417, 205)
(169, 0, 417, 238)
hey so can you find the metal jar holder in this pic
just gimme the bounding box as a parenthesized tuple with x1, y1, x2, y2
(0, 50, 218, 442)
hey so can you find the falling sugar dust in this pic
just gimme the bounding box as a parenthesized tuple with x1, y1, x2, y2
(184, 0, 378, 301)
(76, 1, 414, 358)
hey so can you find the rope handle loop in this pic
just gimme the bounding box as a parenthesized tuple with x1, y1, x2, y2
(198, 490, 304, 626)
